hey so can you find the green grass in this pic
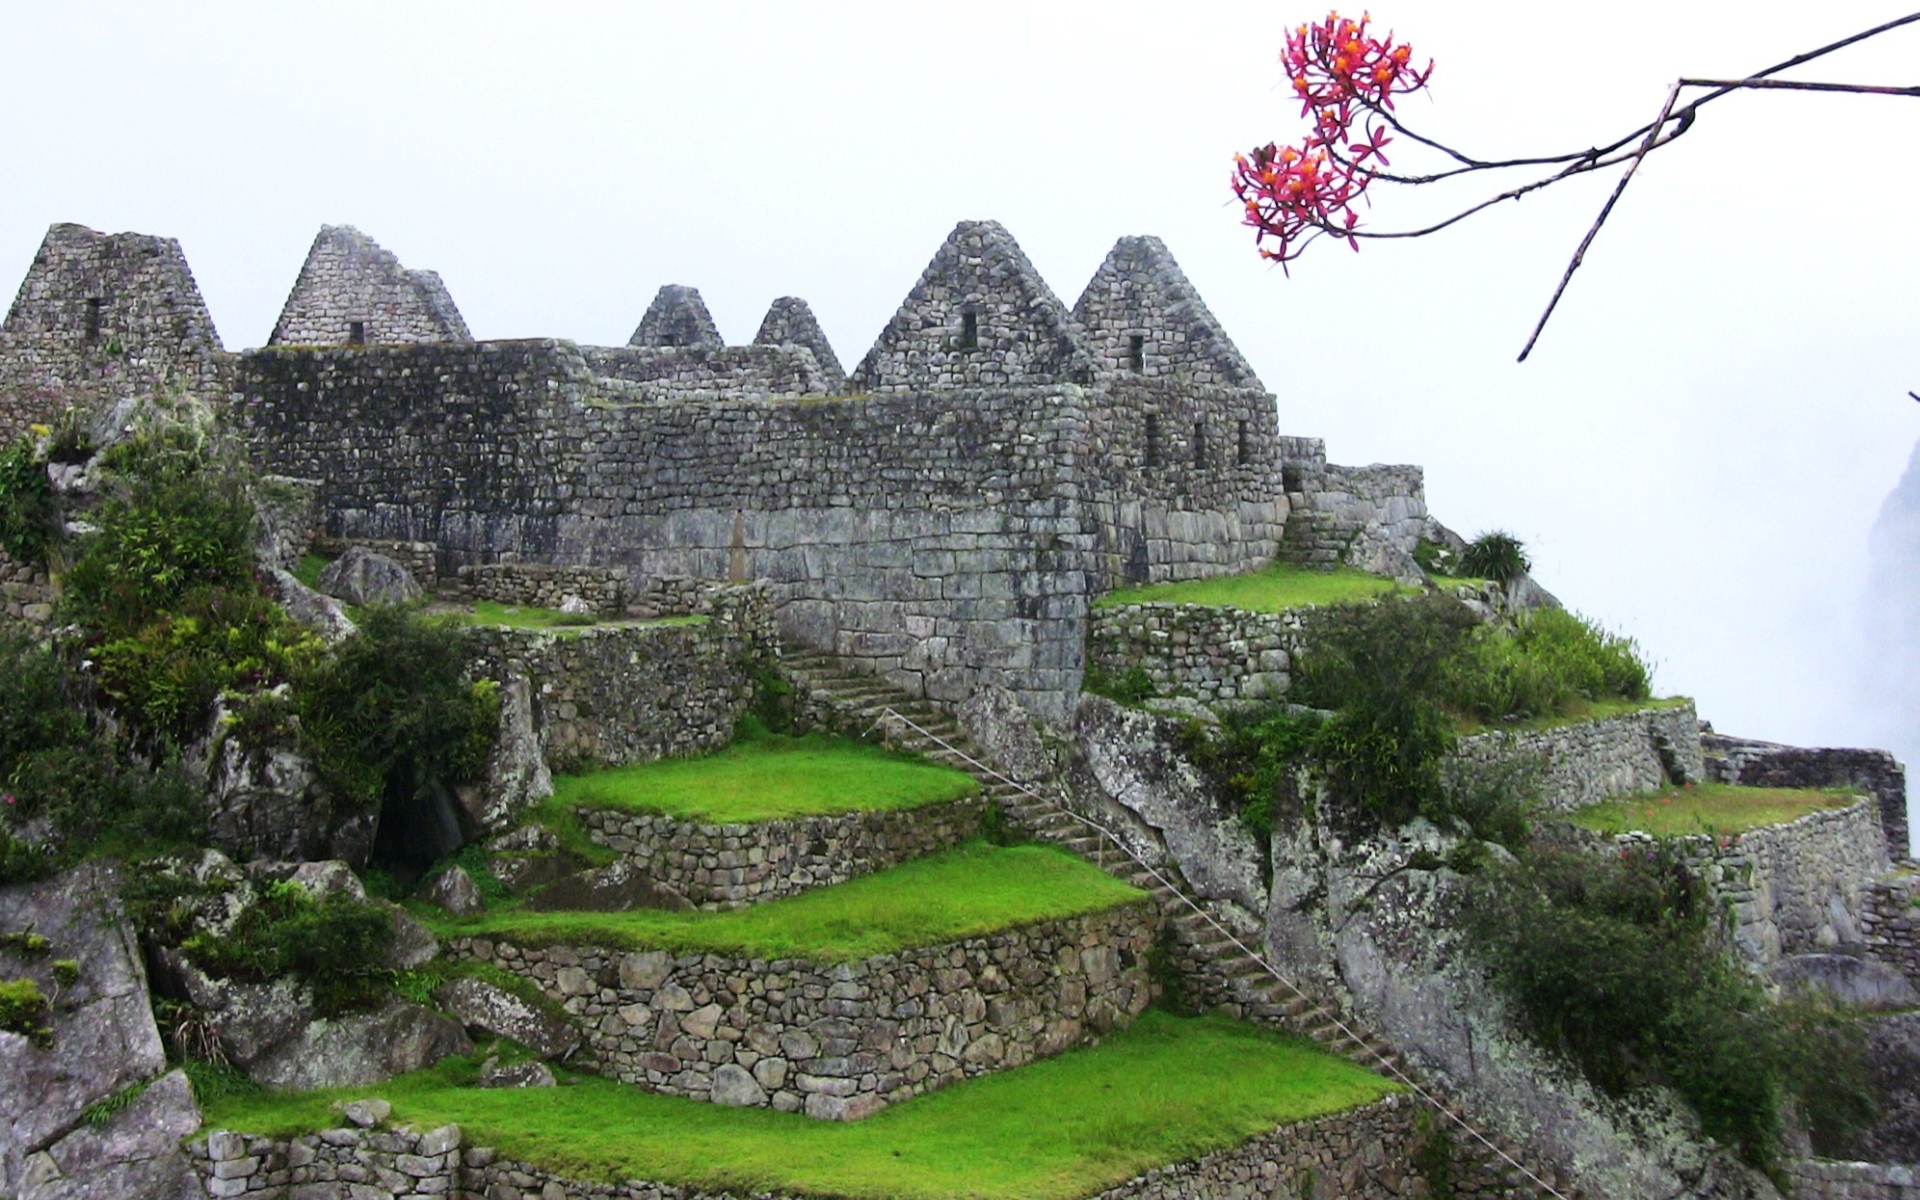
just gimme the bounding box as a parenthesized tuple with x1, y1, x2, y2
(552, 731, 980, 824)
(198, 1010, 1399, 1200)
(1455, 696, 1692, 735)
(1569, 783, 1864, 838)
(1093, 562, 1399, 614)
(451, 602, 706, 632)
(427, 841, 1144, 962)
(293, 553, 330, 590)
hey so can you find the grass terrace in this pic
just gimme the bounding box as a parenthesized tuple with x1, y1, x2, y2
(1569, 783, 1864, 838)
(1455, 695, 1693, 736)
(1094, 562, 1398, 614)
(428, 841, 1145, 962)
(199, 1011, 1400, 1200)
(550, 730, 980, 824)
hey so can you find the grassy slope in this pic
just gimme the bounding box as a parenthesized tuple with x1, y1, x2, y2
(200, 1011, 1399, 1200)
(429, 841, 1145, 962)
(1454, 695, 1692, 736)
(1569, 783, 1862, 837)
(1093, 563, 1398, 613)
(552, 732, 980, 823)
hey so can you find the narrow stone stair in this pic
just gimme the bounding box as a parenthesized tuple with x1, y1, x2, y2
(779, 647, 1583, 1200)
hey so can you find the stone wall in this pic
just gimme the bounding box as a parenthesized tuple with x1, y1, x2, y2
(1782, 1158, 1920, 1200)
(229, 340, 1104, 720)
(268, 225, 470, 346)
(1453, 702, 1706, 813)
(1862, 871, 1920, 986)
(463, 585, 776, 771)
(1276, 438, 1427, 580)
(1706, 731, 1912, 860)
(1085, 380, 1286, 589)
(1070, 235, 1264, 390)
(310, 536, 440, 587)
(0, 545, 53, 625)
(0, 223, 228, 441)
(454, 562, 630, 617)
(583, 344, 836, 401)
(195, 1094, 1492, 1200)
(1087, 601, 1294, 703)
(1616, 798, 1894, 965)
(578, 794, 987, 910)
(443, 901, 1155, 1119)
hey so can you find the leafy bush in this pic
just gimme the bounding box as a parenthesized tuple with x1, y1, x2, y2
(181, 880, 394, 1013)
(0, 631, 83, 778)
(296, 606, 499, 841)
(1175, 704, 1322, 846)
(1466, 845, 1872, 1166)
(1083, 663, 1156, 706)
(1445, 609, 1651, 723)
(1293, 591, 1478, 827)
(0, 436, 57, 566)
(1457, 531, 1531, 583)
(1, 737, 205, 883)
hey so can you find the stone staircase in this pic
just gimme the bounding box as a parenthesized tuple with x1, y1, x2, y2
(780, 647, 1583, 1200)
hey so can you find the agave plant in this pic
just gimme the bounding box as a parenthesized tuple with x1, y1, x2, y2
(1459, 531, 1531, 583)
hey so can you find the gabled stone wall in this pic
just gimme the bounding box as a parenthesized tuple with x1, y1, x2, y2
(268, 225, 470, 346)
(0, 223, 227, 440)
(1071, 235, 1263, 390)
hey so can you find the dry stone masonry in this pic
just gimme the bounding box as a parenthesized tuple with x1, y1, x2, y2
(1452, 702, 1706, 812)
(268, 225, 471, 347)
(577, 795, 988, 910)
(1705, 731, 1912, 861)
(1089, 602, 1295, 703)
(443, 902, 1156, 1119)
(1862, 871, 1920, 988)
(1277, 437, 1428, 581)
(754, 295, 846, 390)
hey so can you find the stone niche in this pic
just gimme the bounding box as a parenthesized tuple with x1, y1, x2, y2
(577, 795, 988, 910)
(443, 902, 1156, 1119)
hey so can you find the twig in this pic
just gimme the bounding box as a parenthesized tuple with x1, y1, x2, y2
(1678, 77, 1920, 96)
(1518, 82, 1684, 362)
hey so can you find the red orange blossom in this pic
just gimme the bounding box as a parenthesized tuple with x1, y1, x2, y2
(1231, 12, 1432, 267)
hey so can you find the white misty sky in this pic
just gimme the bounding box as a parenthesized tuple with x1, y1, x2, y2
(4, 0, 1918, 830)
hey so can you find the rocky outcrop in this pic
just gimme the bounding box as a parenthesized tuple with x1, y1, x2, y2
(466, 673, 550, 834)
(204, 722, 369, 865)
(243, 999, 471, 1092)
(0, 862, 201, 1200)
(431, 977, 580, 1061)
(316, 546, 422, 606)
(259, 566, 355, 643)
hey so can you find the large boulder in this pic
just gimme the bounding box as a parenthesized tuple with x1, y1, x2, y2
(244, 999, 472, 1092)
(260, 566, 356, 643)
(204, 721, 372, 866)
(431, 977, 581, 1061)
(0, 863, 201, 1200)
(316, 547, 422, 606)
(463, 673, 552, 834)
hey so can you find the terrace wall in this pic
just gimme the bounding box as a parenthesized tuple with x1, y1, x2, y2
(1781, 1158, 1920, 1200)
(1862, 871, 1920, 987)
(1705, 732, 1912, 862)
(463, 585, 776, 771)
(442, 902, 1156, 1119)
(1614, 798, 1893, 965)
(1452, 703, 1705, 813)
(1087, 601, 1295, 703)
(577, 794, 989, 910)
(192, 1094, 1513, 1200)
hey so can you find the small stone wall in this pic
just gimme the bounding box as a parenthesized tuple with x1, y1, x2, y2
(1277, 438, 1428, 579)
(189, 1123, 465, 1198)
(1087, 601, 1294, 703)
(0, 546, 53, 625)
(455, 562, 630, 617)
(465, 584, 776, 771)
(1783, 1158, 1920, 1200)
(442, 902, 1156, 1119)
(197, 1094, 1483, 1200)
(578, 794, 987, 910)
(1616, 798, 1893, 965)
(1706, 732, 1912, 862)
(1863, 870, 1920, 986)
(1453, 702, 1705, 812)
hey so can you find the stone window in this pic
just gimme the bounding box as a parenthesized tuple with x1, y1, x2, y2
(1128, 335, 1145, 373)
(83, 298, 101, 342)
(1237, 419, 1251, 466)
(1144, 413, 1160, 468)
(1193, 421, 1207, 467)
(960, 309, 979, 350)
(348, 320, 367, 345)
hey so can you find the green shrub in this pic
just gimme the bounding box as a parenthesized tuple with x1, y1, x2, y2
(1083, 663, 1156, 706)
(182, 880, 394, 1014)
(1175, 704, 1321, 847)
(296, 606, 499, 839)
(1457, 531, 1531, 583)
(2, 737, 205, 882)
(0, 436, 57, 566)
(1446, 609, 1650, 723)
(0, 631, 83, 779)
(1293, 592, 1478, 828)
(1466, 845, 1872, 1166)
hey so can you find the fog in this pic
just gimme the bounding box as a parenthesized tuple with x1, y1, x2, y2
(3, 0, 1915, 850)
